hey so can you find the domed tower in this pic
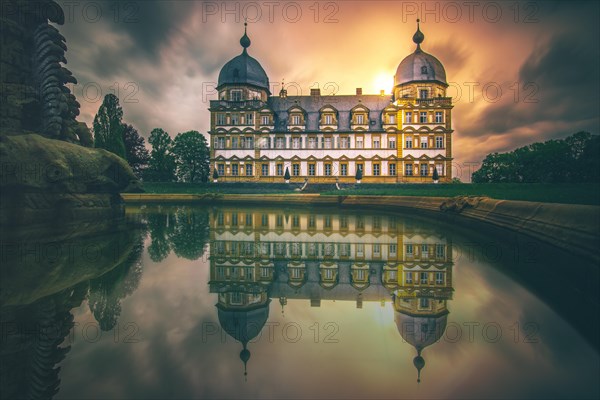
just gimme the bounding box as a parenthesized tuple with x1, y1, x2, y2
(394, 20, 454, 183)
(210, 23, 273, 182)
(216, 23, 271, 101)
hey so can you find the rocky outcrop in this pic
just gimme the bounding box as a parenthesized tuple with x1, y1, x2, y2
(1, 134, 140, 224)
(0, 0, 140, 223)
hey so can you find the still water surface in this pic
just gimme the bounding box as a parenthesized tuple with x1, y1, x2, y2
(1, 205, 598, 399)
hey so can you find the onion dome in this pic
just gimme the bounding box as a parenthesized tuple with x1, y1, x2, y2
(217, 23, 270, 92)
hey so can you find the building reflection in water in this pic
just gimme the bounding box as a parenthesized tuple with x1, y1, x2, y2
(208, 207, 454, 383)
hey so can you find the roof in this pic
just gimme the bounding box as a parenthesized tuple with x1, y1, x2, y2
(268, 94, 394, 132)
(394, 49, 447, 87)
(218, 50, 270, 92)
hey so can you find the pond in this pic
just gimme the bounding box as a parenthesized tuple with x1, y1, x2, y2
(1, 205, 598, 399)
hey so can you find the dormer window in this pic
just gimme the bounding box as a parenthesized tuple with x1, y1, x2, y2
(230, 90, 242, 101)
(419, 89, 428, 99)
(356, 114, 364, 124)
(292, 115, 300, 125)
(325, 114, 332, 125)
(421, 66, 428, 74)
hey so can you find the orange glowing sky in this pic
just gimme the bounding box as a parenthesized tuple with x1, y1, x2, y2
(58, 1, 599, 180)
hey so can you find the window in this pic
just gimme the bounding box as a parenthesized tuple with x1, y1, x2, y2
(217, 164, 225, 176)
(308, 137, 317, 149)
(389, 163, 396, 176)
(419, 298, 430, 308)
(373, 138, 380, 149)
(246, 164, 253, 176)
(389, 114, 396, 124)
(435, 111, 443, 123)
(405, 272, 413, 284)
(421, 66, 428, 74)
(420, 137, 428, 149)
(420, 112, 427, 123)
(340, 216, 348, 228)
(245, 137, 253, 149)
(373, 216, 381, 229)
(261, 115, 269, 125)
(292, 137, 300, 149)
(405, 137, 413, 149)
(325, 163, 332, 176)
(276, 137, 285, 149)
(216, 137, 226, 149)
(231, 114, 239, 125)
(373, 163, 380, 176)
(421, 244, 429, 255)
(340, 137, 349, 149)
(308, 215, 315, 228)
(259, 137, 269, 149)
(308, 164, 315, 176)
(325, 114, 332, 125)
(217, 113, 226, 125)
(419, 89, 428, 98)
(389, 138, 396, 149)
(231, 137, 238, 149)
(293, 164, 300, 176)
(246, 113, 254, 125)
(420, 164, 428, 176)
(436, 164, 443, 177)
(291, 268, 302, 279)
(389, 244, 397, 255)
(292, 215, 300, 228)
(341, 163, 348, 176)
(436, 136, 443, 148)
(262, 164, 269, 176)
(420, 272, 428, 284)
(436, 272, 444, 285)
(356, 138, 363, 149)
(356, 243, 364, 257)
(324, 216, 332, 228)
(292, 115, 300, 125)
(276, 215, 283, 227)
(261, 214, 268, 226)
(261, 267, 270, 278)
(406, 244, 414, 256)
(436, 244, 445, 258)
(324, 137, 332, 149)
(230, 90, 242, 101)
(405, 112, 412, 123)
(356, 114, 364, 124)
(405, 164, 413, 176)
(232, 164, 238, 176)
(245, 213, 253, 226)
(276, 164, 283, 176)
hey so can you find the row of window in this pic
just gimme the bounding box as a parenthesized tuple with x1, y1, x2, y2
(405, 111, 445, 124)
(216, 163, 444, 177)
(216, 213, 401, 230)
(213, 136, 445, 150)
(214, 111, 444, 127)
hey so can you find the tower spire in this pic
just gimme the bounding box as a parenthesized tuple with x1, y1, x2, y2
(240, 20, 251, 53)
(412, 18, 424, 52)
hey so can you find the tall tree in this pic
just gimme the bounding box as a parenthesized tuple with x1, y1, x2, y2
(171, 130, 210, 183)
(145, 128, 176, 182)
(93, 94, 126, 159)
(122, 124, 150, 178)
(472, 131, 599, 183)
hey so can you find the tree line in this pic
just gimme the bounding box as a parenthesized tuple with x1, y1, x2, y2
(92, 94, 210, 182)
(472, 131, 599, 183)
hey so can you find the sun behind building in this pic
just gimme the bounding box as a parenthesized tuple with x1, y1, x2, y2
(209, 20, 453, 183)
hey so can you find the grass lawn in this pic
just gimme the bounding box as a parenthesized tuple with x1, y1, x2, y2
(139, 182, 600, 205)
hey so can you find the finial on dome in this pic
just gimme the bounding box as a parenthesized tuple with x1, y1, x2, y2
(413, 349, 425, 384)
(240, 343, 251, 382)
(240, 20, 251, 52)
(412, 18, 424, 51)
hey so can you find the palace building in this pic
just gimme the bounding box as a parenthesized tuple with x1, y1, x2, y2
(209, 21, 454, 183)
